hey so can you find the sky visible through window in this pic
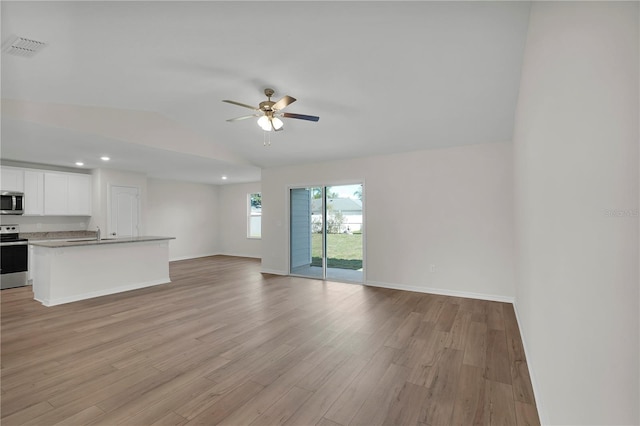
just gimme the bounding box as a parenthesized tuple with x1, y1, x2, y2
(328, 184, 361, 199)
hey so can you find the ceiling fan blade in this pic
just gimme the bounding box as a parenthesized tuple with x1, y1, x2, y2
(282, 112, 320, 122)
(223, 99, 258, 110)
(272, 95, 296, 111)
(226, 114, 259, 122)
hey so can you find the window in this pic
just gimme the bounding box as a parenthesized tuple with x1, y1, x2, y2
(248, 192, 262, 239)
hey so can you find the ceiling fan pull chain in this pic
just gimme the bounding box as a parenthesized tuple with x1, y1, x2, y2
(263, 131, 272, 146)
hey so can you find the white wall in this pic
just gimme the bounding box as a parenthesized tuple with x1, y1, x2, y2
(146, 179, 219, 261)
(262, 142, 516, 301)
(217, 182, 261, 258)
(513, 2, 639, 424)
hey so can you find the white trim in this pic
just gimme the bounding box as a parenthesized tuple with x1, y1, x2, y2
(260, 268, 287, 275)
(217, 252, 261, 259)
(169, 252, 220, 261)
(35, 278, 170, 307)
(513, 300, 547, 426)
(365, 280, 514, 304)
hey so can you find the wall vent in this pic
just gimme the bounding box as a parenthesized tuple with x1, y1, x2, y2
(3, 36, 46, 58)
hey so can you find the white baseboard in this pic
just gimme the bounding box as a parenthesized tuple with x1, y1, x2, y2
(170, 253, 263, 262)
(512, 301, 547, 425)
(260, 268, 287, 275)
(365, 280, 514, 304)
(36, 278, 171, 307)
(170, 252, 220, 261)
(217, 252, 261, 259)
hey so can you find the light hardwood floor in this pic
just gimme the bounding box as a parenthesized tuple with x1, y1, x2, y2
(1, 256, 539, 425)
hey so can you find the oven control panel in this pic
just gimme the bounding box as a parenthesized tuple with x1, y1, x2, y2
(0, 225, 20, 235)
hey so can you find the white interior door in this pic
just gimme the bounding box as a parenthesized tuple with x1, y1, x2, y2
(110, 186, 139, 237)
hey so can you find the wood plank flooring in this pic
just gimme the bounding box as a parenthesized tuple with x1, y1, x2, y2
(1, 255, 540, 425)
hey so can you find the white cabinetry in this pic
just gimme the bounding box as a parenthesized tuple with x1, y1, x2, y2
(1, 167, 24, 192)
(5, 166, 92, 216)
(43, 172, 92, 216)
(67, 174, 92, 215)
(44, 173, 69, 215)
(24, 171, 44, 215)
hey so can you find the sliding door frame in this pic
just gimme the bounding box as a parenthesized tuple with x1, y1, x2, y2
(287, 180, 366, 284)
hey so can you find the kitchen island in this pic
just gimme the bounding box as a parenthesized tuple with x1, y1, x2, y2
(30, 236, 174, 306)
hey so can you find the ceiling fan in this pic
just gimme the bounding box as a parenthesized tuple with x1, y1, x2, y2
(223, 88, 319, 132)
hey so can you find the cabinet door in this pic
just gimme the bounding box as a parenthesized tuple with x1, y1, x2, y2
(1, 167, 24, 192)
(67, 174, 91, 215)
(43, 173, 68, 215)
(23, 171, 44, 215)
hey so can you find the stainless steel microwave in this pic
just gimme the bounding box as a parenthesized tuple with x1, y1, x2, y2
(1, 191, 24, 215)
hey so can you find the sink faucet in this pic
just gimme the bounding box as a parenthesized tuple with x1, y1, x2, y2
(96, 226, 101, 242)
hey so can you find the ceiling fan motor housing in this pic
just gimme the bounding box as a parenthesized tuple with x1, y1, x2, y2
(260, 88, 276, 111)
(259, 100, 275, 111)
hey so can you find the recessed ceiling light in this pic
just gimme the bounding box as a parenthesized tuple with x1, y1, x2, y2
(100, 156, 110, 161)
(222, 176, 228, 180)
(75, 162, 84, 166)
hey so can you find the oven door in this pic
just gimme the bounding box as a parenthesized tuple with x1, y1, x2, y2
(0, 240, 28, 289)
(1, 241, 28, 274)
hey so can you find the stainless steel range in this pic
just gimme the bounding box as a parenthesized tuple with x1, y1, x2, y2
(1, 224, 28, 289)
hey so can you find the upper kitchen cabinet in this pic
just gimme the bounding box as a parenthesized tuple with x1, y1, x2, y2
(4, 166, 92, 216)
(24, 171, 45, 215)
(43, 172, 92, 216)
(43, 172, 69, 215)
(67, 174, 92, 215)
(1, 167, 24, 192)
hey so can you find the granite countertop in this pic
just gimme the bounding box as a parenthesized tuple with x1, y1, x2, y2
(22, 230, 97, 241)
(30, 236, 175, 248)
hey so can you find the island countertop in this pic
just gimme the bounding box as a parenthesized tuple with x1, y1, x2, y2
(30, 236, 175, 248)
(31, 236, 174, 306)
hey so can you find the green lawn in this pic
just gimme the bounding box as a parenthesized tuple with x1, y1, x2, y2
(311, 233, 363, 270)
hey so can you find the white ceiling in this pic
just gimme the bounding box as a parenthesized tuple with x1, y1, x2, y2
(1, 1, 531, 185)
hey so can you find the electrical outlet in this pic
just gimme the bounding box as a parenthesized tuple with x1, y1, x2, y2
(430, 264, 436, 273)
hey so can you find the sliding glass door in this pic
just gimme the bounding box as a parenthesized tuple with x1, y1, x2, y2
(290, 187, 323, 278)
(290, 184, 363, 283)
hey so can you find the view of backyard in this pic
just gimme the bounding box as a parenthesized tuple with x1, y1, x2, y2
(310, 233, 363, 270)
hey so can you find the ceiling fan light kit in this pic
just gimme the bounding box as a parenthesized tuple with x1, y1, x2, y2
(257, 115, 283, 131)
(223, 88, 319, 141)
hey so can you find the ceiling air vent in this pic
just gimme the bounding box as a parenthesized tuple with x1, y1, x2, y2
(3, 36, 46, 58)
